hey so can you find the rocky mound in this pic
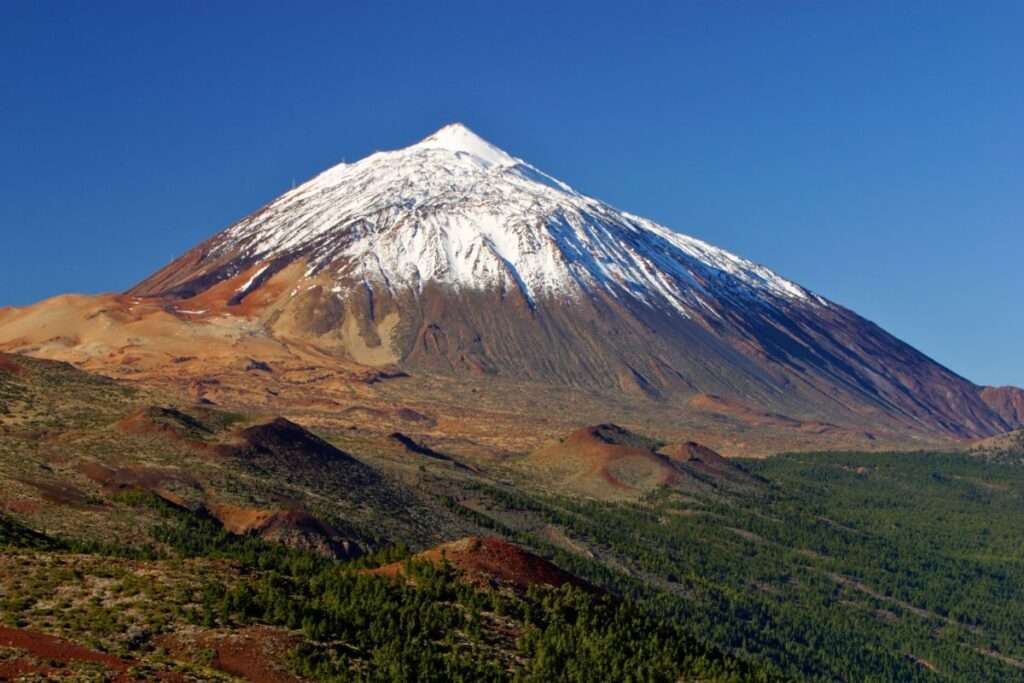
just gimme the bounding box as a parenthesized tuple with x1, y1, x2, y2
(217, 417, 431, 538)
(207, 503, 361, 559)
(660, 441, 732, 468)
(527, 424, 762, 501)
(225, 418, 378, 483)
(370, 537, 588, 590)
(658, 441, 763, 488)
(0, 627, 140, 681)
(526, 424, 686, 501)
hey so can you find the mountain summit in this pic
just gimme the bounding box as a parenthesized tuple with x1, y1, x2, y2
(133, 123, 815, 315)
(26, 124, 1024, 439)
(412, 123, 519, 166)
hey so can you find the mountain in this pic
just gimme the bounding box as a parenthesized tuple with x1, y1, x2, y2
(108, 123, 1014, 439)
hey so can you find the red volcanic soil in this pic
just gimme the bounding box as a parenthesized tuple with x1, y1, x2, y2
(0, 353, 23, 375)
(158, 626, 303, 683)
(0, 626, 126, 669)
(370, 536, 589, 590)
(0, 626, 189, 682)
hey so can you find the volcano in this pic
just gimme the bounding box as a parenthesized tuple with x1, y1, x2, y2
(5, 124, 1021, 440)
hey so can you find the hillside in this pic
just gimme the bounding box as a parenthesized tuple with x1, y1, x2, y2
(0, 352, 480, 550)
(0, 497, 776, 682)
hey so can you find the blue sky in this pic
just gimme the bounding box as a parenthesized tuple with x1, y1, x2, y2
(1, 2, 1021, 386)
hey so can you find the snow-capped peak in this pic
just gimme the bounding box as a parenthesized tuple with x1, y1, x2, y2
(211, 123, 819, 316)
(410, 123, 518, 167)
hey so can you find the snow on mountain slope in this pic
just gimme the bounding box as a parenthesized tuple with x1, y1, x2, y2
(414, 122, 519, 166)
(121, 123, 1020, 439)
(185, 123, 817, 316)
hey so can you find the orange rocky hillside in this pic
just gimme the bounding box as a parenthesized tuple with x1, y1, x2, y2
(523, 423, 760, 502)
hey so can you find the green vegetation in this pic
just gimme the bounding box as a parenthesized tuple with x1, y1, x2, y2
(440, 452, 1024, 681)
(152, 501, 776, 682)
(5, 355, 1024, 681)
(0, 498, 777, 682)
(5, 447, 1024, 681)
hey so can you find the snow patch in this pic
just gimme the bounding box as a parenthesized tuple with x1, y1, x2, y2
(209, 123, 821, 318)
(236, 264, 270, 295)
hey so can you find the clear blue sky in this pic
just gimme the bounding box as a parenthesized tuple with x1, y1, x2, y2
(1, 2, 1021, 387)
